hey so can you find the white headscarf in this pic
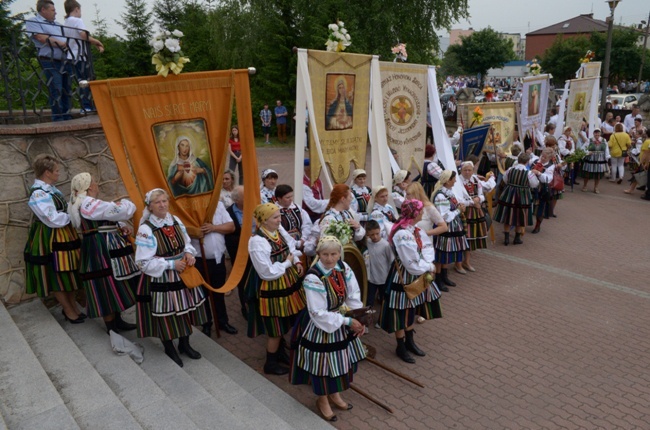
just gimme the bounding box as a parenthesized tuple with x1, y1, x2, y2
(68, 173, 92, 228)
(140, 188, 167, 225)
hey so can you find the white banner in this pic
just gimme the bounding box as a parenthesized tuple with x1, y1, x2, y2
(520, 74, 550, 142)
(566, 77, 598, 140)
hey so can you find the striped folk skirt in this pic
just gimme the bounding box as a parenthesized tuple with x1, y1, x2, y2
(247, 265, 306, 338)
(24, 222, 81, 297)
(464, 207, 488, 251)
(580, 151, 608, 179)
(378, 268, 442, 333)
(290, 311, 366, 395)
(433, 217, 469, 264)
(79, 229, 136, 318)
(493, 184, 533, 227)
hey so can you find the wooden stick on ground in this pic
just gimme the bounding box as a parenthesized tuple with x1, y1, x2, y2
(350, 384, 394, 414)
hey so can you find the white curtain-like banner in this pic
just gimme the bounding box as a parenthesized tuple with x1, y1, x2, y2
(555, 80, 570, 139)
(566, 77, 599, 141)
(520, 75, 550, 143)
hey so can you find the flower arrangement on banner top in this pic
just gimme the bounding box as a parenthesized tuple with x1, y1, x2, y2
(326, 21, 351, 52)
(150, 29, 190, 77)
(579, 50, 595, 64)
(527, 59, 542, 75)
(470, 106, 484, 127)
(322, 220, 353, 245)
(391, 43, 407, 62)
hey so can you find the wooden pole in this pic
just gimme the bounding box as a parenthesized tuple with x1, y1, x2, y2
(365, 356, 425, 388)
(349, 384, 394, 414)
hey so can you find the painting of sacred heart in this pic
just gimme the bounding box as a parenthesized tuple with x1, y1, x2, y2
(152, 118, 215, 198)
(325, 73, 355, 131)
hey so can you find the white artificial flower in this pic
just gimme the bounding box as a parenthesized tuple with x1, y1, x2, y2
(341, 28, 347, 35)
(329, 23, 339, 32)
(165, 38, 181, 53)
(165, 30, 171, 36)
(338, 21, 344, 27)
(325, 39, 339, 51)
(153, 40, 164, 52)
(345, 33, 351, 41)
(333, 31, 342, 40)
(172, 29, 184, 38)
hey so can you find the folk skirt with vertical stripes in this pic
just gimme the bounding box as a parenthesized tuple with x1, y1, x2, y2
(290, 310, 366, 395)
(464, 207, 488, 251)
(79, 222, 136, 318)
(433, 217, 469, 264)
(24, 221, 81, 297)
(580, 151, 608, 179)
(379, 262, 442, 334)
(493, 171, 534, 227)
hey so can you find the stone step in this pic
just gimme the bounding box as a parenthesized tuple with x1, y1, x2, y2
(53, 309, 200, 430)
(0, 302, 78, 430)
(8, 301, 142, 430)
(189, 332, 335, 430)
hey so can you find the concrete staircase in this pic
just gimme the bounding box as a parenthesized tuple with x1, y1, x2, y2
(0, 300, 333, 430)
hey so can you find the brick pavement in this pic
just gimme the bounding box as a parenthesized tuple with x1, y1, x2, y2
(216, 146, 650, 429)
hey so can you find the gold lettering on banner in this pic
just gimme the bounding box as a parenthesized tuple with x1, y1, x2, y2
(142, 101, 212, 119)
(111, 77, 232, 97)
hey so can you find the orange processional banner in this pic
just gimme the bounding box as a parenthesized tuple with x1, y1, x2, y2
(90, 70, 259, 293)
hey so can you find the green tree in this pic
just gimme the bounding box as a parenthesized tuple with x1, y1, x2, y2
(116, 0, 154, 77)
(448, 27, 515, 84)
(539, 35, 591, 84)
(440, 48, 467, 77)
(153, 0, 183, 30)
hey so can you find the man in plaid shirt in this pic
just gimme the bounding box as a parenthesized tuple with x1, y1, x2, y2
(260, 103, 272, 144)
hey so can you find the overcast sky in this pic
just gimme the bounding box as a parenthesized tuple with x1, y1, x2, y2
(10, 0, 650, 38)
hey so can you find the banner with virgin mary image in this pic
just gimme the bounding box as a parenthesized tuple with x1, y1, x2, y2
(566, 77, 598, 141)
(379, 61, 428, 172)
(90, 70, 260, 293)
(307, 50, 372, 184)
(520, 74, 550, 145)
(467, 101, 516, 172)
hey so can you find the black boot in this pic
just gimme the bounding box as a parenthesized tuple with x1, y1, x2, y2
(277, 338, 290, 365)
(264, 351, 289, 375)
(441, 268, 456, 287)
(395, 337, 415, 364)
(532, 220, 541, 234)
(178, 336, 201, 359)
(202, 322, 212, 337)
(435, 273, 449, 292)
(114, 312, 137, 331)
(513, 232, 523, 245)
(162, 340, 183, 367)
(404, 330, 426, 356)
(105, 319, 118, 335)
(504, 232, 510, 246)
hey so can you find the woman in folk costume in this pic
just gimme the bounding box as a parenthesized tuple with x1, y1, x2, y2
(290, 236, 366, 422)
(319, 184, 366, 243)
(247, 203, 306, 375)
(349, 169, 372, 222)
(420, 144, 444, 198)
(68, 173, 138, 333)
(378, 199, 442, 363)
(392, 169, 411, 211)
(542, 136, 565, 217)
(493, 152, 541, 245)
(458, 161, 489, 272)
(367, 185, 399, 240)
(24, 154, 83, 323)
(135, 188, 208, 367)
(260, 168, 279, 204)
(580, 128, 608, 194)
(431, 170, 469, 289)
(530, 148, 559, 235)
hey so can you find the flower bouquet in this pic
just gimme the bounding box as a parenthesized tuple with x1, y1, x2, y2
(527, 59, 542, 76)
(391, 43, 407, 62)
(579, 50, 595, 64)
(325, 21, 351, 52)
(483, 86, 495, 102)
(150, 29, 190, 77)
(470, 106, 484, 127)
(322, 220, 353, 245)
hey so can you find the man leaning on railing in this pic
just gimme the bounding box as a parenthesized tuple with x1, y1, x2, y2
(25, 0, 73, 121)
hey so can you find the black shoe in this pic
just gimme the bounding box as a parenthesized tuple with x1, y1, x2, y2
(220, 323, 238, 335)
(78, 312, 87, 319)
(532, 227, 540, 234)
(178, 336, 201, 359)
(441, 268, 456, 287)
(202, 322, 212, 337)
(636, 186, 646, 191)
(264, 351, 289, 375)
(162, 340, 184, 367)
(513, 233, 523, 245)
(105, 319, 118, 334)
(396, 337, 415, 364)
(504, 232, 510, 246)
(641, 195, 650, 201)
(435, 273, 449, 292)
(62, 310, 85, 324)
(115, 312, 136, 331)
(404, 330, 426, 357)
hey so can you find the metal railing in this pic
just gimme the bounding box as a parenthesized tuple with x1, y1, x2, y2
(0, 18, 96, 124)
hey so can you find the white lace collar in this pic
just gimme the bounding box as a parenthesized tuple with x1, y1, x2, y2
(148, 212, 175, 228)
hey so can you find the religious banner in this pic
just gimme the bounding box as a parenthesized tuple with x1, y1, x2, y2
(308, 50, 372, 184)
(520, 74, 550, 144)
(379, 61, 428, 172)
(566, 77, 598, 141)
(577, 61, 602, 79)
(467, 101, 516, 173)
(90, 70, 259, 293)
(460, 123, 491, 159)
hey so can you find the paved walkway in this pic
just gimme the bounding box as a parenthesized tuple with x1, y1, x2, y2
(217, 146, 650, 429)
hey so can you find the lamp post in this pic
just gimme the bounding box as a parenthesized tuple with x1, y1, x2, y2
(638, 13, 650, 89)
(600, 0, 621, 120)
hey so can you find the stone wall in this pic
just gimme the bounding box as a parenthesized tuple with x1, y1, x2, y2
(0, 117, 125, 303)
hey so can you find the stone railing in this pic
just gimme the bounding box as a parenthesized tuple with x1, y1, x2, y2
(0, 116, 125, 303)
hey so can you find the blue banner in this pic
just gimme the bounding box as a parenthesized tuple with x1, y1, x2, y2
(460, 123, 491, 159)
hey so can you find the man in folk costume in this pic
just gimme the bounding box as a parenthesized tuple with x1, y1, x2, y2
(302, 159, 328, 222)
(275, 184, 313, 253)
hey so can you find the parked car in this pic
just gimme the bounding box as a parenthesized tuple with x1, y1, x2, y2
(609, 93, 641, 109)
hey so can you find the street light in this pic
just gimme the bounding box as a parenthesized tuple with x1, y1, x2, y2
(600, 0, 621, 120)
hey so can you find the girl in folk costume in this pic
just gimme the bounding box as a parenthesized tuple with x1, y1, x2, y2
(24, 154, 83, 323)
(493, 153, 541, 245)
(392, 169, 411, 211)
(405, 182, 448, 247)
(530, 148, 559, 234)
(275, 184, 313, 252)
(581, 128, 609, 194)
(459, 161, 489, 272)
(367, 185, 399, 240)
(349, 169, 372, 222)
(431, 170, 469, 289)
(302, 159, 328, 223)
(378, 199, 443, 363)
(260, 168, 279, 204)
(420, 144, 444, 198)
(558, 126, 580, 186)
(290, 236, 366, 422)
(135, 189, 208, 367)
(68, 173, 138, 333)
(319, 184, 366, 243)
(247, 203, 306, 375)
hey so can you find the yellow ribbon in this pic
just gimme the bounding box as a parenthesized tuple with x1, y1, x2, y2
(152, 55, 191, 77)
